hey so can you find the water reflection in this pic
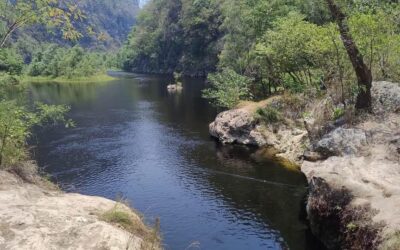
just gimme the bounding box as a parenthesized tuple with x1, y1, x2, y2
(29, 75, 318, 250)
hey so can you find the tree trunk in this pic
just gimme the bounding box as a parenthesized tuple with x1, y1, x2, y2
(0, 23, 17, 48)
(325, 0, 372, 110)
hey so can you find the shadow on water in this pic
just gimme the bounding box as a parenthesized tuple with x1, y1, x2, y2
(28, 74, 323, 250)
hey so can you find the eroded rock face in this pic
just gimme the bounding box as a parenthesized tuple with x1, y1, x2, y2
(209, 108, 310, 162)
(306, 176, 383, 250)
(209, 109, 267, 146)
(0, 171, 156, 250)
(315, 128, 367, 157)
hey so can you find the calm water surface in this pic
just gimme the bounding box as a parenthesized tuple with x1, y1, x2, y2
(29, 73, 318, 250)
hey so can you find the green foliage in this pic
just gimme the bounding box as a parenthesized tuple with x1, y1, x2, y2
(0, 0, 85, 48)
(0, 48, 24, 74)
(333, 107, 345, 120)
(27, 44, 107, 79)
(202, 68, 252, 108)
(123, 0, 400, 108)
(349, 10, 400, 81)
(0, 0, 139, 50)
(255, 106, 282, 123)
(0, 100, 71, 168)
(121, 0, 222, 76)
(0, 73, 23, 100)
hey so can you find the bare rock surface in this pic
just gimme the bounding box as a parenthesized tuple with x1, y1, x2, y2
(302, 82, 400, 249)
(209, 107, 309, 162)
(315, 128, 367, 157)
(0, 170, 156, 250)
(209, 109, 267, 146)
(372, 81, 400, 114)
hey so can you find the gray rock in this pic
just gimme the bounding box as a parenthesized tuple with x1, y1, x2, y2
(389, 135, 400, 154)
(209, 109, 267, 146)
(372, 81, 400, 114)
(0, 170, 159, 250)
(315, 128, 367, 156)
(303, 151, 326, 162)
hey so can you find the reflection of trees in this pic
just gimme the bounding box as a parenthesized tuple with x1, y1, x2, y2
(29, 82, 100, 105)
(28, 79, 142, 110)
(137, 76, 217, 138)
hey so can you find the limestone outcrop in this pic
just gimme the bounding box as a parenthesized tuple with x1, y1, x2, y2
(0, 170, 159, 250)
(209, 109, 267, 146)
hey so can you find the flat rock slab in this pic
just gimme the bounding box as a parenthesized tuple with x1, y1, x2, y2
(0, 171, 147, 250)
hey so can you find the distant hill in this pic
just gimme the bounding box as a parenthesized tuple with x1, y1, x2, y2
(17, 0, 140, 50)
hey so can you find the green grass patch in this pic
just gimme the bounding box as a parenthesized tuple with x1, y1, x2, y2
(333, 107, 345, 120)
(22, 73, 116, 84)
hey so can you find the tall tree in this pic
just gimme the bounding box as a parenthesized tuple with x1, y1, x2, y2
(325, 0, 372, 110)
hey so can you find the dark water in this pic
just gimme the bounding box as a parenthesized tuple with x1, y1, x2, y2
(29, 73, 317, 250)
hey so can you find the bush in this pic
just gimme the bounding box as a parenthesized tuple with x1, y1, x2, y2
(202, 68, 252, 108)
(27, 44, 107, 79)
(255, 106, 282, 123)
(0, 101, 71, 168)
(333, 107, 345, 120)
(0, 48, 24, 75)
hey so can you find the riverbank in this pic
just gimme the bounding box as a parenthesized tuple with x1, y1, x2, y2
(0, 163, 160, 250)
(22, 73, 116, 84)
(209, 81, 400, 249)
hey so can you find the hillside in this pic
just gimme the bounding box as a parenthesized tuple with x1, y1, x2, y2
(13, 0, 140, 50)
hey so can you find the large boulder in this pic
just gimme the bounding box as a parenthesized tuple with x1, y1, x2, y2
(315, 128, 367, 157)
(372, 81, 400, 114)
(209, 109, 267, 146)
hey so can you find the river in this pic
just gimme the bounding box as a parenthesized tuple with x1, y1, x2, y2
(29, 73, 319, 250)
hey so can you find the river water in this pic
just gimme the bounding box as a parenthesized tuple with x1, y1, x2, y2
(29, 73, 319, 250)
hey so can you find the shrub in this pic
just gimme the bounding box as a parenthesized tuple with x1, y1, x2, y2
(0, 48, 24, 74)
(255, 106, 282, 123)
(0, 101, 71, 168)
(333, 107, 345, 120)
(202, 68, 252, 108)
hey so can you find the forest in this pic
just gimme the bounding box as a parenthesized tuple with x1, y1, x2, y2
(120, 0, 400, 110)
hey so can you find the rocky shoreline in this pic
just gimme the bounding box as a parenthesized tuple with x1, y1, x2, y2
(0, 165, 160, 250)
(209, 81, 400, 249)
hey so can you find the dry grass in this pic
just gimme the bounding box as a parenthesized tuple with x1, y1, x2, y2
(6, 161, 59, 190)
(100, 201, 161, 250)
(380, 231, 400, 250)
(236, 96, 282, 113)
